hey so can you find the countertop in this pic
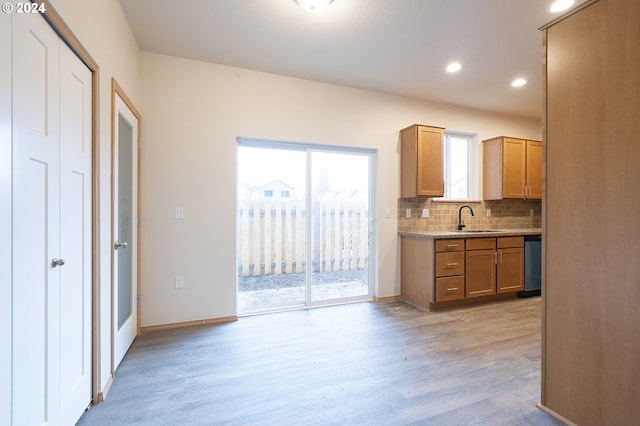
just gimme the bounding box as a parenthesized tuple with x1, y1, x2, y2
(399, 228, 542, 239)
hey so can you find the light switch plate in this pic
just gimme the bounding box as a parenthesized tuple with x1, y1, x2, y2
(530, 208, 534, 217)
(405, 209, 412, 218)
(385, 208, 392, 219)
(175, 276, 184, 289)
(421, 209, 429, 218)
(175, 207, 184, 220)
(486, 209, 491, 217)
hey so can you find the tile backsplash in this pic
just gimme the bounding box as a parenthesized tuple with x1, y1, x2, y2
(397, 198, 542, 233)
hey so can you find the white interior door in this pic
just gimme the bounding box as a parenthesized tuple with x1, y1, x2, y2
(58, 36, 93, 426)
(12, 12, 62, 425)
(113, 94, 139, 370)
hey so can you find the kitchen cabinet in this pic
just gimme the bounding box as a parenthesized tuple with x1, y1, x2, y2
(482, 137, 542, 200)
(400, 232, 530, 310)
(465, 238, 496, 298)
(466, 237, 524, 297)
(435, 239, 464, 302)
(400, 124, 444, 197)
(496, 237, 524, 293)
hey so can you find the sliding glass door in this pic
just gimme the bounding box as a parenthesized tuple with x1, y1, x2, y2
(237, 141, 374, 314)
(310, 151, 370, 303)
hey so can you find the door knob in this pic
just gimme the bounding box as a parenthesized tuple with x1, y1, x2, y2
(51, 258, 65, 268)
(114, 241, 128, 250)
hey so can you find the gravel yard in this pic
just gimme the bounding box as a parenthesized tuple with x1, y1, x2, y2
(238, 269, 369, 311)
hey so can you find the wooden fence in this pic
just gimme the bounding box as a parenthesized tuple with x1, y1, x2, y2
(237, 199, 369, 277)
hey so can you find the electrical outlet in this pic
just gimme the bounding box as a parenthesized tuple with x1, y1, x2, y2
(421, 209, 429, 218)
(530, 208, 534, 217)
(486, 209, 491, 217)
(175, 276, 185, 289)
(405, 208, 412, 218)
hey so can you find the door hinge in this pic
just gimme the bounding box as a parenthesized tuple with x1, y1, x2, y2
(137, 294, 140, 305)
(137, 216, 140, 227)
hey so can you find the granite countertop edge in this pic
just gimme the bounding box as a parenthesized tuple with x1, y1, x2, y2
(398, 228, 542, 239)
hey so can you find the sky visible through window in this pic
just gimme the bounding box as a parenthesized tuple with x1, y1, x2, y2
(238, 146, 368, 200)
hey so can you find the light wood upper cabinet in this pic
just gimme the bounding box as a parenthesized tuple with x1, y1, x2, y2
(483, 136, 542, 200)
(525, 140, 542, 199)
(401, 124, 444, 197)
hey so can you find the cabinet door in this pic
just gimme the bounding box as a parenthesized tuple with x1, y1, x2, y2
(497, 247, 524, 293)
(465, 249, 496, 298)
(416, 126, 444, 197)
(526, 140, 542, 199)
(502, 137, 526, 199)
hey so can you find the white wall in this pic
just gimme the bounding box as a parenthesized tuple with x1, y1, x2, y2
(49, 0, 140, 397)
(0, 9, 12, 425)
(139, 52, 541, 327)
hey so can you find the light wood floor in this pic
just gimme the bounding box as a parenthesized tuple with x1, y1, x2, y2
(78, 298, 563, 425)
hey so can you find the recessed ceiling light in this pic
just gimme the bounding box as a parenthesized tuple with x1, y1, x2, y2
(446, 62, 462, 73)
(548, 0, 575, 13)
(296, 0, 334, 12)
(511, 78, 527, 88)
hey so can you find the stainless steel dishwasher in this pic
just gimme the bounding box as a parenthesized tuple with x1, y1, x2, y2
(517, 234, 541, 298)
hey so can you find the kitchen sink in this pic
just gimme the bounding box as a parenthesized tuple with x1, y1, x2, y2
(457, 229, 501, 233)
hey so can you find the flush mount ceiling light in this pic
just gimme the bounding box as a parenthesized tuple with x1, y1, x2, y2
(296, 0, 334, 12)
(511, 78, 527, 88)
(548, 0, 575, 13)
(446, 62, 462, 73)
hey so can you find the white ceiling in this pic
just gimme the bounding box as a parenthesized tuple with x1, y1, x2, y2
(119, 0, 585, 119)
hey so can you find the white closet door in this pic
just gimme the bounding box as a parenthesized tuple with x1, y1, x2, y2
(59, 38, 93, 426)
(12, 12, 62, 426)
(0, 7, 13, 424)
(12, 12, 93, 426)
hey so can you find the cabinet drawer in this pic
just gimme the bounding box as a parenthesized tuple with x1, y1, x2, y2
(435, 251, 465, 277)
(436, 276, 465, 302)
(435, 239, 464, 252)
(498, 236, 524, 248)
(466, 238, 496, 250)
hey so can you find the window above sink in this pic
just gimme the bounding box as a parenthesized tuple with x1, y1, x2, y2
(436, 131, 480, 201)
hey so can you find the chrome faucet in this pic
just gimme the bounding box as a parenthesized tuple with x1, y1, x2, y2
(457, 205, 475, 230)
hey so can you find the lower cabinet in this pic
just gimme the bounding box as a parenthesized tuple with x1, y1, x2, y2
(401, 234, 527, 310)
(497, 237, 524, 293)
(435, 239, 464, 302)
(466, 238, 497, 298)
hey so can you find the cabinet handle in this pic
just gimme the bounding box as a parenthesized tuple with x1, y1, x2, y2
(446, 287, 459, 292)
(493, 252, 497, 265)
(445, 262, 459, 267)
(446, 244, 459, 248)
(499, 251, 503, 264)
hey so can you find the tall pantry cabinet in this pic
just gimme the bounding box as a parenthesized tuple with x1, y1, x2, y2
(1, 9, 94, 426)
(541, 0, 640, 424)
